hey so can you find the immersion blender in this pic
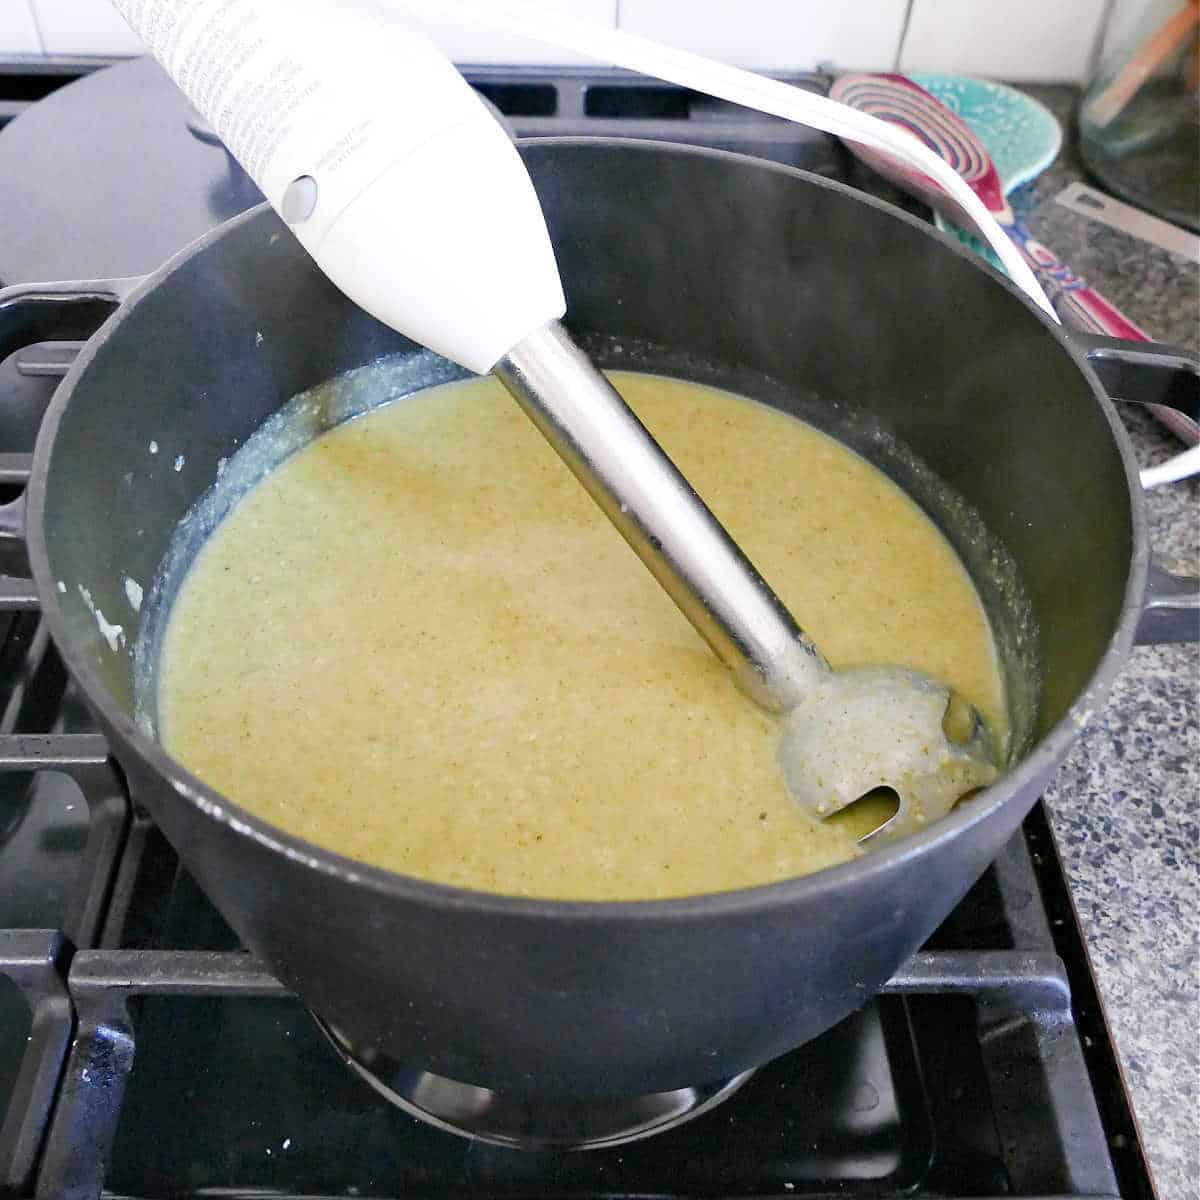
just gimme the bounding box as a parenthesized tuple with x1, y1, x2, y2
(111, 0, 997, 841)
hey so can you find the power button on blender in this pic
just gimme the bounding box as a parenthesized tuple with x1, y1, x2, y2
(281, 175, 318, 224)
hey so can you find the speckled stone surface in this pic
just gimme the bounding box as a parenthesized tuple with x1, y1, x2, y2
(1016, 86, 1199, 1200)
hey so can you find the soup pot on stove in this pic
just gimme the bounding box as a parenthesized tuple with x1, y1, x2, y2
(0, 141, 1195, 1134)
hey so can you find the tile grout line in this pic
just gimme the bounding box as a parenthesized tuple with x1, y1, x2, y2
(24, 0, 47, 55)
(893, 0, 916, 72)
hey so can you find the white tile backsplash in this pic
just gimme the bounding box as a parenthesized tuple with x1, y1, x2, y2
(6, 0, 1141, 88)
(617, 0, 908, 71)
(407, 1, 617, 65)
(25, 0, 616, 63)
(0, 0, 43, 54)
(900, 0, 1108, 82)
(32, 0, 145, 56)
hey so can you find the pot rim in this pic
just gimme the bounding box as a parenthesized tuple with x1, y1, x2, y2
(25, 137, 1149, 923)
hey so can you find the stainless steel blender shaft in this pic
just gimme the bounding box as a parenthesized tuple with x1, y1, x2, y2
(494, 320, 826, 712)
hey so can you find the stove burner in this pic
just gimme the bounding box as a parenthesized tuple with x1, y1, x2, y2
(313, 1013, 755, 1151)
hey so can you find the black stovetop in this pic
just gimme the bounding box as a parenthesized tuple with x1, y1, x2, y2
(0, 60, 1154, 1199)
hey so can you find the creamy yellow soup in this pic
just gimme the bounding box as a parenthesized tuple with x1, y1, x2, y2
(157, 371, 1005, 900)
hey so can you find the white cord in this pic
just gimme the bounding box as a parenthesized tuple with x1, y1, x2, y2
(1141, 443, 1200, 489)
(398, 0, 1059, 321)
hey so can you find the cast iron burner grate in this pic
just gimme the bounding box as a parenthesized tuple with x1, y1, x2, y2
(0, 61, 1157, 1200)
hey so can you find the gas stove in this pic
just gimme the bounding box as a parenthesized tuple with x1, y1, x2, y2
(0, 58, 1157, 1198)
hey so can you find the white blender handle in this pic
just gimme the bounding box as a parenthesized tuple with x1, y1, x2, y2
(109, 0, 565, 374)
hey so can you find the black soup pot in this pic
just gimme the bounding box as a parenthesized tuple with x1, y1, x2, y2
(2, 140, 1196, 1100)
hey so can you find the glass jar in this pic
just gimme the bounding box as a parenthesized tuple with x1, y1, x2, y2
(1079, 0, 1200, 231)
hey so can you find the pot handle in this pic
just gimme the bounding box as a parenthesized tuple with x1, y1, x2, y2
(1072, 331, 1200, 486)
(1137, 557, 1200, 645)
(0, 276, 144, 364)
(0, 278, 145, 608)
(1071, 333, 1199, 644)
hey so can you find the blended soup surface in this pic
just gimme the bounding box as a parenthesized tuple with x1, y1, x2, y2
(157, 371, 1005, 900)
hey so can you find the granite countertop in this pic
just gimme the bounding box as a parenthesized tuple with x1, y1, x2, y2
(1009, 86, 1198, 1199)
